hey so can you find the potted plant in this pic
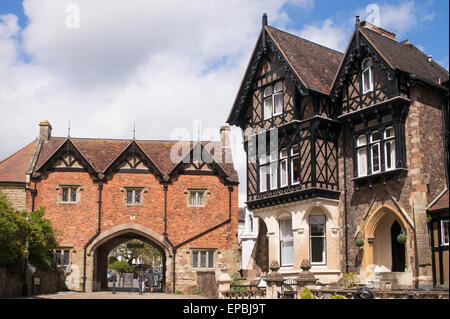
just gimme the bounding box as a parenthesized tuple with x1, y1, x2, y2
(355, 238, 364, 247)
(397, 233, 407, 244)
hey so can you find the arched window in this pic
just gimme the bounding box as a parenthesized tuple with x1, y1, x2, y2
(309, 215, 326, 264)
(361, 58, 373, 94)
(279, 218, 294, 267)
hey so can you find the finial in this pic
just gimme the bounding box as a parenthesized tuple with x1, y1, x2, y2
(68, 120, 71, 137)
(262, 13, 268, 27)
(133, 121, 136, 140)
(355, 15, 360, 27)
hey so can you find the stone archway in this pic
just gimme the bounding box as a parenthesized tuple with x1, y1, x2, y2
(360, 205, 413, 286)
(86, 224, 172, 292)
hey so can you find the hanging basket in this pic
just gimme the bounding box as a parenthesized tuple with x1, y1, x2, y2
(355, 238, 364, 247)
(397, 233, 407, 244)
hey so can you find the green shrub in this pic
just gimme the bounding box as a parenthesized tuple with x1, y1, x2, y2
(175, 290, 183, 294)
(331, 295, 345, 299)
(342, 272, 360, 288)
(355, 238, 364, 247)
(193, 288, 201, 295)
(109, 260, 133, 273)
(300, 287, 314, 299)
(230, 273, 247, 291)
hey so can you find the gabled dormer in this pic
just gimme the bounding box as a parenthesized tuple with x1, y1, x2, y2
(227, 14, 343, 140)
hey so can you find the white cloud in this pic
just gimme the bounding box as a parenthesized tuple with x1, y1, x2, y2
(291, 18, 348, 52)
(1, 0, 317, 206)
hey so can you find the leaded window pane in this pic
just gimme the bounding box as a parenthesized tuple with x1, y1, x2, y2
(264, 86, 273, 97)
(200, 251, 207, 268)
(70, 188, 77, 202)
(63, 250, 70, 265)
(270, 162, 277, 189)
(208, 251, 214, 268)
(259, 165, 268, 192)
(126, 191, 133, 204)
(135, 191, 141, 204)
(192, 252, 198, 268)
(280, 159, 288, 187)
(62, 189, 68, 202)
(274, 81, 282, 93)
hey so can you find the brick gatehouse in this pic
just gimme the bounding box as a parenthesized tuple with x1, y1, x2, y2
(0, 122, 240, 293)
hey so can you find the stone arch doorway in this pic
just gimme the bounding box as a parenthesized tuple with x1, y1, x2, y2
(361, 205, 413, 285)
(86, 224, 172, 292)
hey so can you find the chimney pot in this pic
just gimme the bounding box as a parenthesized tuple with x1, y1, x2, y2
(428, 55, 432, 63)
(219, 125, 231, 148)
(39, 120, 52, 143)
(355, 15, 360, 26)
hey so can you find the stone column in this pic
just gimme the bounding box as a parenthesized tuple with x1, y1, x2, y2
(411, 192, 433, 288)
(264, 261, 285, 299)
(295, 260, 318, 297)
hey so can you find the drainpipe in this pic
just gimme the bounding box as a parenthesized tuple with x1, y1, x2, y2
(411, 197, 419, 289)
(25, 180, 38, 212)
(164, 183, 235, 292)
(343, 125, 349, 274)
(82, 179, 103, 292)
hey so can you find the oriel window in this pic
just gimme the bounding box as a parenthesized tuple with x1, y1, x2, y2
(269, 151, 278, 190)
(259, 154, 269, 192)
(356, 135, 368, 177)
(384, 126, 396, 171)
(370, 131, 381, 174)
(280, 149, 288, 187)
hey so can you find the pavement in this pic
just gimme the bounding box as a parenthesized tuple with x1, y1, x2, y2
(29, 290, 207, 299)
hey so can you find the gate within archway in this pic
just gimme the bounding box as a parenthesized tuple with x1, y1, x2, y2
(87, 224, 171, 292)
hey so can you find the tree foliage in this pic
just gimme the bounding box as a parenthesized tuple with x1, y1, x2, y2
(0, 191, 60, 271)
(110, 239, 162, 267)
(109, 260, 133, 273)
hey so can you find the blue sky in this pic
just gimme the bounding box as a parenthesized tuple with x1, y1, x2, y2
(0, 0, 448, 205)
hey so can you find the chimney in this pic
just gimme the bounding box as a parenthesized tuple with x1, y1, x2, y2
(360, 21, 396, 40)
(219, 125, 231, 148)
(39, 120, 52, 143)
(355, 15, 360, 27)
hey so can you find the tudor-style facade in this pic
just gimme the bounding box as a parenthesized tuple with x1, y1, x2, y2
(228, 15, 449, 288)
(0, 121, 240, 294)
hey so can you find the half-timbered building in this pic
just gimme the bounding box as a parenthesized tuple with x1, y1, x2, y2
(227, 15, 449, 288)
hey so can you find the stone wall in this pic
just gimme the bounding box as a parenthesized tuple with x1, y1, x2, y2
(0, 184, 26, 211)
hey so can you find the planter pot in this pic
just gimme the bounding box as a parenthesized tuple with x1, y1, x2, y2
(355, 238, 364, 247)
(396, 234, 407, 244)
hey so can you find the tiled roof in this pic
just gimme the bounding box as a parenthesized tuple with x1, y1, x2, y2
(428, 189, 449, 212)
(360, 27, 449, 88)
(33, 137, 239, 183)
(0, 140, 37, 183)
(265, 26, 344, 95)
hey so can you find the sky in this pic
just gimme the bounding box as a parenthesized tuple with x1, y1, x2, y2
(0, 0, 448, 206)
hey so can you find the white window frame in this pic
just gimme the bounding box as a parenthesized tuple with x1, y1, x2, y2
(263, 86, 273, 120)
(272, 81, 283, 116)
(290, 144, 300, 185)
(361, 58, 373, 94)
(188, 190, 206, 207)
(279, 218, 294, 267)
(259, 154, 269, 192)
(442, 220, 449, 246)
(263, 81, 283, 120)
(370, 131, 381, 174)
(280, 149, 288, 187)
(309, 215, 327, 265)
(269, 151, 278, 190)
(356, 134, 368, 177)
(384, 126, 396, 171)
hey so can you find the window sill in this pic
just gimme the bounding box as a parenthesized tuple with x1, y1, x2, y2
(192, 268, 215, 272)
(352, 168, 408, 189)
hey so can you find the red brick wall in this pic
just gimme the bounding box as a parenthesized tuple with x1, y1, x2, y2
(29, 170, 238, 251)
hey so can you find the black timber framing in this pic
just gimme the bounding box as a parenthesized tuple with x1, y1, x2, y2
(428, 210, 449, 286)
